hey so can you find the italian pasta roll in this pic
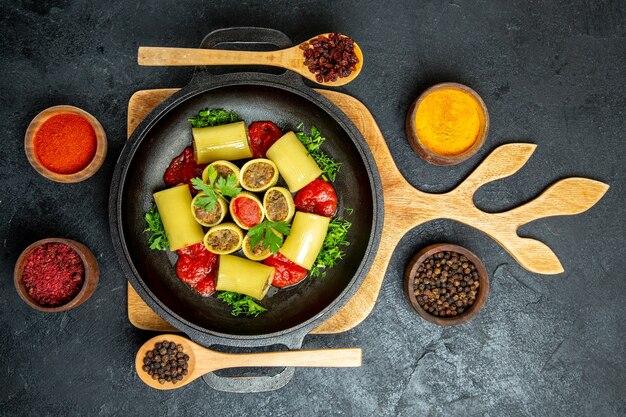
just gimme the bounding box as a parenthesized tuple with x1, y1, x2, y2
(279, 211, 330, 270)
(191, 194, 227, 227)
(266, 131, 323, 192)
(263, 187, 295, 223)
(192, 121, 253, 164)
(202, 160, 240, 185)
(229, 191, 264, 230)
(153, 184, 205, 251)
(216, 255, 275, 300)
(203, 223, 243, 255)
(239, 158, 279, 192)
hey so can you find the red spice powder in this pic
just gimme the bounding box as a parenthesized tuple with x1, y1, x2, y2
(34, 113, 97, 174)
(22, 243, 85, 307)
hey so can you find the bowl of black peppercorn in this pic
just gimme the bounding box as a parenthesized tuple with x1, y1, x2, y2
(404, 243, 489, 326)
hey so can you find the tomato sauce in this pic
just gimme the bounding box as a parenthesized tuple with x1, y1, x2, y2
(176, 243, 218, 296)
(232, 197, 262, 227)
(294, 178, 338, 217)
(264, 253, 308, 287)
(248, 121, 283, 158)
(163, 146, 206, 194)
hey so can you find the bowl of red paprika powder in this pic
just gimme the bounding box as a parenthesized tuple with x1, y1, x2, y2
(24, 105, 107, 183)
(14, 238, 99, 312)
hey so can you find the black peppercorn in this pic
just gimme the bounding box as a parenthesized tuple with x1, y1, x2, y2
(413, 251, 479, 318)
(141, 340, 190, 384)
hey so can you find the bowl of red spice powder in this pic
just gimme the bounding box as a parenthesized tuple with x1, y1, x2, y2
(24, 105, 107, 183)
(14, 238, 99, 312)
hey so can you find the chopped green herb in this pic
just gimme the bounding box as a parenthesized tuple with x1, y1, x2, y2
(311, 215, 352, 278)
(191, 177, 220, 212)
(191, 167, 241, 212)
(295, 123, 342, 182)
(217, 291, 268, 317)
(247, 220, 291, 254)
(214, 173, 241, 198)
(144, 205, 169, 251)
(188, 108, 240, 128)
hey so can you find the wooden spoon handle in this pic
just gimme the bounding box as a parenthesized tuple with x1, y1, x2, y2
(204, 348, 362, 372)
(138, 46, 289, 67)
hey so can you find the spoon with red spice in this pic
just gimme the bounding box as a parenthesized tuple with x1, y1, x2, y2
(135, 334, 361, 390)
(138, 33, 363, 86)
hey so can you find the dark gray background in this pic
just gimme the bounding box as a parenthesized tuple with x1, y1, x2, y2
(1, 0, 624, 415)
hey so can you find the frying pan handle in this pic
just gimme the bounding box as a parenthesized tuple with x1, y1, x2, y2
(201, 366, 296, 393)
(198, 329, 307, 393)
(190, 27, 304, 87)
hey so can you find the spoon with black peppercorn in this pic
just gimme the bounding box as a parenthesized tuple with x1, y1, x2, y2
(138, 33, 363, 86)
(135, 334, 362, 390)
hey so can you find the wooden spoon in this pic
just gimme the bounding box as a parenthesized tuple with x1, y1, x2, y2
(135, 334, 362, 390)
(137, 33, 363, 86)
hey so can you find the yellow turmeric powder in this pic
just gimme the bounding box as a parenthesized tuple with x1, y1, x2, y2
(414, 88, 484, 156)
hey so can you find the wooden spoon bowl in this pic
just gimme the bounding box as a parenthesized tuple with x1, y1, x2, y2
(138, 33, 363, 87)
(135, 334, 362, 390)
(404, 243, 489, 326)
(24, 105, 107, 183)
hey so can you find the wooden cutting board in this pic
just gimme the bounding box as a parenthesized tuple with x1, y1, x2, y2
(126, 88, 609, 334)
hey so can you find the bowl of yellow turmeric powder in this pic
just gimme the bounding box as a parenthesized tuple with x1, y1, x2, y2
(406, 82, 489, 166)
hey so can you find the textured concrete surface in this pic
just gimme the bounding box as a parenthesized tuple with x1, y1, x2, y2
(1, 0, 625, 415)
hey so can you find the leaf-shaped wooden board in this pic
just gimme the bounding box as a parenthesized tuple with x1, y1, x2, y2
(125, 89, 609, 334)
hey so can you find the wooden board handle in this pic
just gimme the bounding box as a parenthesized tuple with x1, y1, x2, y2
(503, 177, 609, 226)
(403, 144, 610, 275)
(454, 143, 536, 196)
(484, 177, 609, 274)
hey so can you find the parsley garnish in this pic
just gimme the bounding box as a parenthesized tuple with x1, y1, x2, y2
(247, 220, 291, 254)
(217, 291, 268, 317)
(295, 123, 342, 182)
(188, 108, 240, 128)
(144, 204, 169, 251)
(214, 174, 241, 198)
(191, 178, 220, 212)
(191, 167, 241, 212)
(311, 215, 352, 278)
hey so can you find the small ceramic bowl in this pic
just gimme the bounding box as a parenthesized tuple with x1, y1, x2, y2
(405, 82, 489, 166)
(404, 243, 489, 326)
(14, 238, 99, 312)
(24, 105, 107, 183)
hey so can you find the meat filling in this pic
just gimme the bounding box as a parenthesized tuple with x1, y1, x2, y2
(214, 164, 234, 180)
(207, 229, 239, 252)
(266, 190, 289, 221)
(194, 203, 222, 225)
(243, 163, 275, 189)
(247, 239, 270, 256)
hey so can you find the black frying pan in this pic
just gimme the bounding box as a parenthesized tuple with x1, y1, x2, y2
(109, 28, 383, 392)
